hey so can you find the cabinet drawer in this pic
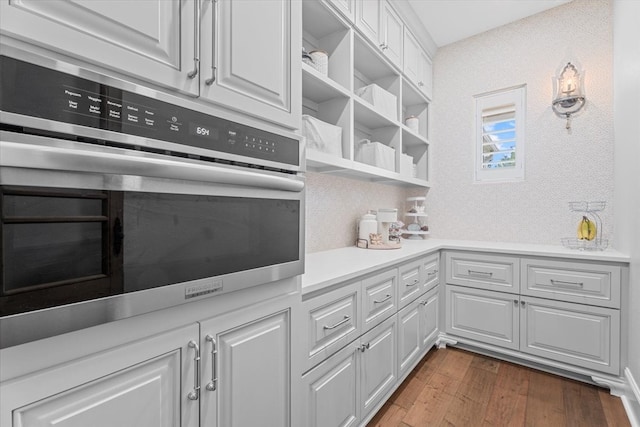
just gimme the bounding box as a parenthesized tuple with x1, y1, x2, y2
(521, 258, 621, 308)
(446, 251, 519, 293)
(398, 258, 423, 309)
(302, 282, 361, 371)
(422, 252, 440, 292)
(521, 296, 620, 375)
(362, 269, 398, 332)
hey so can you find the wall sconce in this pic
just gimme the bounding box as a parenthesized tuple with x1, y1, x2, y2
(552, 62, 585, 131)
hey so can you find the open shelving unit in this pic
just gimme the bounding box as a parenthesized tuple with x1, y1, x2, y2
(301, 0, 432, 188)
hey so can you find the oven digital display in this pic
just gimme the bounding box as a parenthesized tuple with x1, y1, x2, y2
(0, 56, 299, 167)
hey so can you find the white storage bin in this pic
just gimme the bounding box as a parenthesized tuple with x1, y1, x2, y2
(400, 153, 414, 177)
(355, 84, 397, 120)
(302, 115, 343, 157)
(356, 140, 395, 172)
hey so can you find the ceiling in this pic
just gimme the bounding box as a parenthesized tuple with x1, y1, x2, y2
(407, 0, 573, 47)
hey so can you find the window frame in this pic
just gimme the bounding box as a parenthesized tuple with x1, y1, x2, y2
(473, 85, 526, 183)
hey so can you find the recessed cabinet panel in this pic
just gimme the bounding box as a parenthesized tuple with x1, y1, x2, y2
(326, 0, 355, 23)
(397, 299, 421, 377)
(355, 0, 380, 44)
(446, 285, 519, 350)
(520, 297, 620, 375)
(380, 2, 403, 68)
(403, 29, 420, 84)
(360, 315, 397, 418)
(446, 251, 519, 293)
(521, 258, 621, 308)
(0, 0, 198, 96)
(14, 352, 182, 427)
(419, 287, 439, 349)
(302, 347, 359, 427)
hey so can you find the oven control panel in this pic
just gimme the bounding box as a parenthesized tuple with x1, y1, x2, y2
(0, 56, 299, 167)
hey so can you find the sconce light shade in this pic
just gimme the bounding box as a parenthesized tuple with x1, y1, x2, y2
(552, 62, 585, 130)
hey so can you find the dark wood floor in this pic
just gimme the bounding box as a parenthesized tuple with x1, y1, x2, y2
(367, 347, 630, 427)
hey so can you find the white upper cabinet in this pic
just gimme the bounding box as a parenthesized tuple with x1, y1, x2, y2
(380, 1, 403, 69)
(355, 0, 381, 44)
(403, 28, 421, 86)
(0, 0, 199, 96)
(326, 0, 355, 23)
(0, 0, 299, 129)
(418, 50, 433, 99)
(201, 0, 299, 128)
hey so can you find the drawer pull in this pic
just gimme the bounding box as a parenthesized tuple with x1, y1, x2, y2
(406, 279, 419, 287)
(550, 279, 584, 288)
(427, 270, 439, 276)
(323, 315, 351, 330)
(374, 294, 392, 304)
(468, 270, 493, 278)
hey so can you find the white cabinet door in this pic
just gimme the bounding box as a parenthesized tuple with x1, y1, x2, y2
(200, 308, 291, 427)
(446, 285, 519, 350)
(419, 286, 439, 349)
(2, 324, 199, 427)
(520, 296, 620, 375)
(380, 1, 403, 68)
(326, 0, 355, 23)
(0, 0, 199, 96)
(418, 50, 433, 99)
(403, 28, 420, 85)
(355, 0, 381, 44)
(301, 345, 359, 427)
(201, 0, 297, 128)
(359, 314, 397, 418)
(397, 299, 421, 377)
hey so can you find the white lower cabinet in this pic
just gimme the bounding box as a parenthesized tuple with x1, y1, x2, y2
(1, 297, 292, 427)
(398, 286, 439, 377)
(199, 307, 291, 427)
(446, 284, 621, 375)
(301, 315, 397, 427)
(3, 324, 200, 427)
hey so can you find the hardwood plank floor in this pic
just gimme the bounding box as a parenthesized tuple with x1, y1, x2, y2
(367, 347, 630, 427)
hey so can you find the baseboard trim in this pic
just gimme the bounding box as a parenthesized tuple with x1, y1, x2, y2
(623, 367, 640, 427)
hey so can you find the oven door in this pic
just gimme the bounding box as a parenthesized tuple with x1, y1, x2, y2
(0, 130, 304, 347)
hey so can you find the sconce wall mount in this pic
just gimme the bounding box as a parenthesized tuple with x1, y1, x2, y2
(552, 62, 585, 131)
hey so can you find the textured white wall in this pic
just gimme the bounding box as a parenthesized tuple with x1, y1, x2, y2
(613, 0, 640, 419)
(305, 172, 421, 253)
(428, 0, 614, 245)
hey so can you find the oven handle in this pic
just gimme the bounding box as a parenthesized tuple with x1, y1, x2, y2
(0, 141, 304, 193)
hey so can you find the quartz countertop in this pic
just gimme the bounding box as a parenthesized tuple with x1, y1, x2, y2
(301, 239, 630, 296)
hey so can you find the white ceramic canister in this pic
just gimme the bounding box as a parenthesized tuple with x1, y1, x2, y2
(358, 212, 378, 244)
(309, 50, 329, 75)
(404, 116, 419, 133)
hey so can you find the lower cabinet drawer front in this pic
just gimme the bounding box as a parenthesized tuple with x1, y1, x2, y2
(521, 297, 620, 375)
(446, 251, 519, 293)
(521, 258, 621, 308)
(362, 269, 398, 332)
(398, 259, 423, 309)
(422, 252, 440, 292)
(446, 286, 519, 350)
(302, 284, 360, 371)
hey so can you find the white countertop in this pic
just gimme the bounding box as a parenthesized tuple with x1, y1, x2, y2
(301, 239, 630, 296)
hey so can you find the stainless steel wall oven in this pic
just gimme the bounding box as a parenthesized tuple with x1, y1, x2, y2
(0, 52, 304, 348)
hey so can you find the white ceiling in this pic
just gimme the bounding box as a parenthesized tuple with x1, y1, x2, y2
(407, 0, 573, 47)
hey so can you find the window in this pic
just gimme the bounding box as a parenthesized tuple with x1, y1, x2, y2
(474, 85, 526, 182)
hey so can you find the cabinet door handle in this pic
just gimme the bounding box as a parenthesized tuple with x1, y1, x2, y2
(427, 270, 438, 276)
(418, 81, 424, 87)
(513, 299, 518, 306)
(187, 340, 201, 400)
(205, 0, 217, 85)
(374, 294, 392, 304)
(420, 299, 429, 306)
(406, 279, 419, 287)
(379, 43, 388, 50)
(359, 343, 370, 352)
(520, 300, 526, 307)
(187, 0, 201, 79)
(550, 279, 584, 288)
(323, 315, 351, 330)
(468, 270, 493, 278)
(205, 335, 218, 391)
